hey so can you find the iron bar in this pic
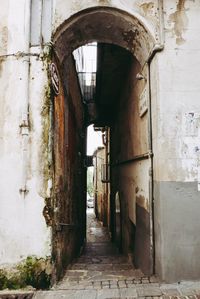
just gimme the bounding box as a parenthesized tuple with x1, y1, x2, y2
(111, 151, 153, 167)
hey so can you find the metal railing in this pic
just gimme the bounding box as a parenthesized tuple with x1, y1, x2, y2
(78, 72, 96, 102)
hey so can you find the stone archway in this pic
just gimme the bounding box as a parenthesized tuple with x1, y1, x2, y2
(53, 7, 156, 66)
(51, 6, 160, 279)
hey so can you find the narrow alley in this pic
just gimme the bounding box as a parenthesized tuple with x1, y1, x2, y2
(32, 210, 200, 299)
(56, 208, 144, 290)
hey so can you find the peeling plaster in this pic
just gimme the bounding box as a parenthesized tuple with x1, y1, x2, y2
(168, 0, 188, 45)
(0, 26, 8, 53)
(123, 29, 139, 48)
(43, 197, 54, 226)
(0, 57, 5, 76)
(140, 1, 154, 16)
(136, 193, 149, 212)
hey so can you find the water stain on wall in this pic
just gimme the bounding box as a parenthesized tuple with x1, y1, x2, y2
(169, 0, 188, 45)
(0, 26, 8, 54)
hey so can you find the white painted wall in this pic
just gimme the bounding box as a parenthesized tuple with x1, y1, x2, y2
(151, 0, 200, 281)
(0, 0, 51, 265)
(153, 0, 200, 183)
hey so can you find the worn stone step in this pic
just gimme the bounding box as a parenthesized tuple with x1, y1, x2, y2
(70, 263, 134, 271)
(74, 256, 130, 264)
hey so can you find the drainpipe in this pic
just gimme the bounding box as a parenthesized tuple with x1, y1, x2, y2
(19, 0, 32, 196)
(147, 42, 164, 274)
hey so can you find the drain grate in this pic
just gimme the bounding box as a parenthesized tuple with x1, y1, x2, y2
(0, 292, 34, 299)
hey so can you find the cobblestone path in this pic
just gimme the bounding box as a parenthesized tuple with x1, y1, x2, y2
(55, 208, 145, 291)
(32, 209, 200, 299)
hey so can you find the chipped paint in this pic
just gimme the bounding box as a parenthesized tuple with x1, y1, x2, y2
(123, 29, 139, 48)
(43, 197, 54, 226)
(0, 26, 8, 53)
(0, 56, 5, 76)
(136, 194, 149, 212)
(140, 1, 154, 16)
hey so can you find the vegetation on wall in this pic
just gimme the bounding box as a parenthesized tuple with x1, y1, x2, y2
(0, 256, 52, 290)
(40, 45, 54, 199)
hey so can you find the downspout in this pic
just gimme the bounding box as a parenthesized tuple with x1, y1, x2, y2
(19, 0, 32, 196)
(147, 42, 164, 274)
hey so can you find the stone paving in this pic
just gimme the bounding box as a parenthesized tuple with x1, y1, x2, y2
(32, 209, 200, 299)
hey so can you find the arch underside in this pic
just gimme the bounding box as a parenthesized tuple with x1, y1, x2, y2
(53, 7, 156, 66)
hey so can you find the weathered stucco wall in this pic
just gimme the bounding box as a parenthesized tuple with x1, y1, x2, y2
(151, 0, 200, 282)
(111, 56, 153, 275)
(52, 4, 159, 69)
(52, 54, 86, 281)
(52, 0, 163, 45)
(1, 0, 200, 284)
(0, 0, 51, 266)
(93, 147, 107, 225)
(0, 0, 157, 274)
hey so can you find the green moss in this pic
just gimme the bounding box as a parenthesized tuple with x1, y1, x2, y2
(0, 269, 8, 289)
(0, 256, 52, 290)
(0, 269, 25, 290)
(40, 52, 53, 194)
(40, 84, 53, 197)
(39, 43, 54, 222)
(41, 85, 51, 156)
(41, 43, 53, 65)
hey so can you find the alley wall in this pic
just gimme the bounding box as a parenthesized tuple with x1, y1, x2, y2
(51, 54, 86, 280)
(0, 1, 86, 281)
(151, 0, 200, 282)
(0, 0, 52, 265)
(111, 56, 153, 275)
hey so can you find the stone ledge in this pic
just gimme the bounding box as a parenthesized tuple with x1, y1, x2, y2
(0, 291, 34, 299)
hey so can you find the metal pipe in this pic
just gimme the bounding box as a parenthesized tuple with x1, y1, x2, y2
(56, 223, 78, 232)
(147, 44, 164, 64)
(147, 40, 164, 274)
(19, 0, 32, 196)
(58, 223, 77, 227)
(111, 151, 153, 167)
(0, 52, 39, 59)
